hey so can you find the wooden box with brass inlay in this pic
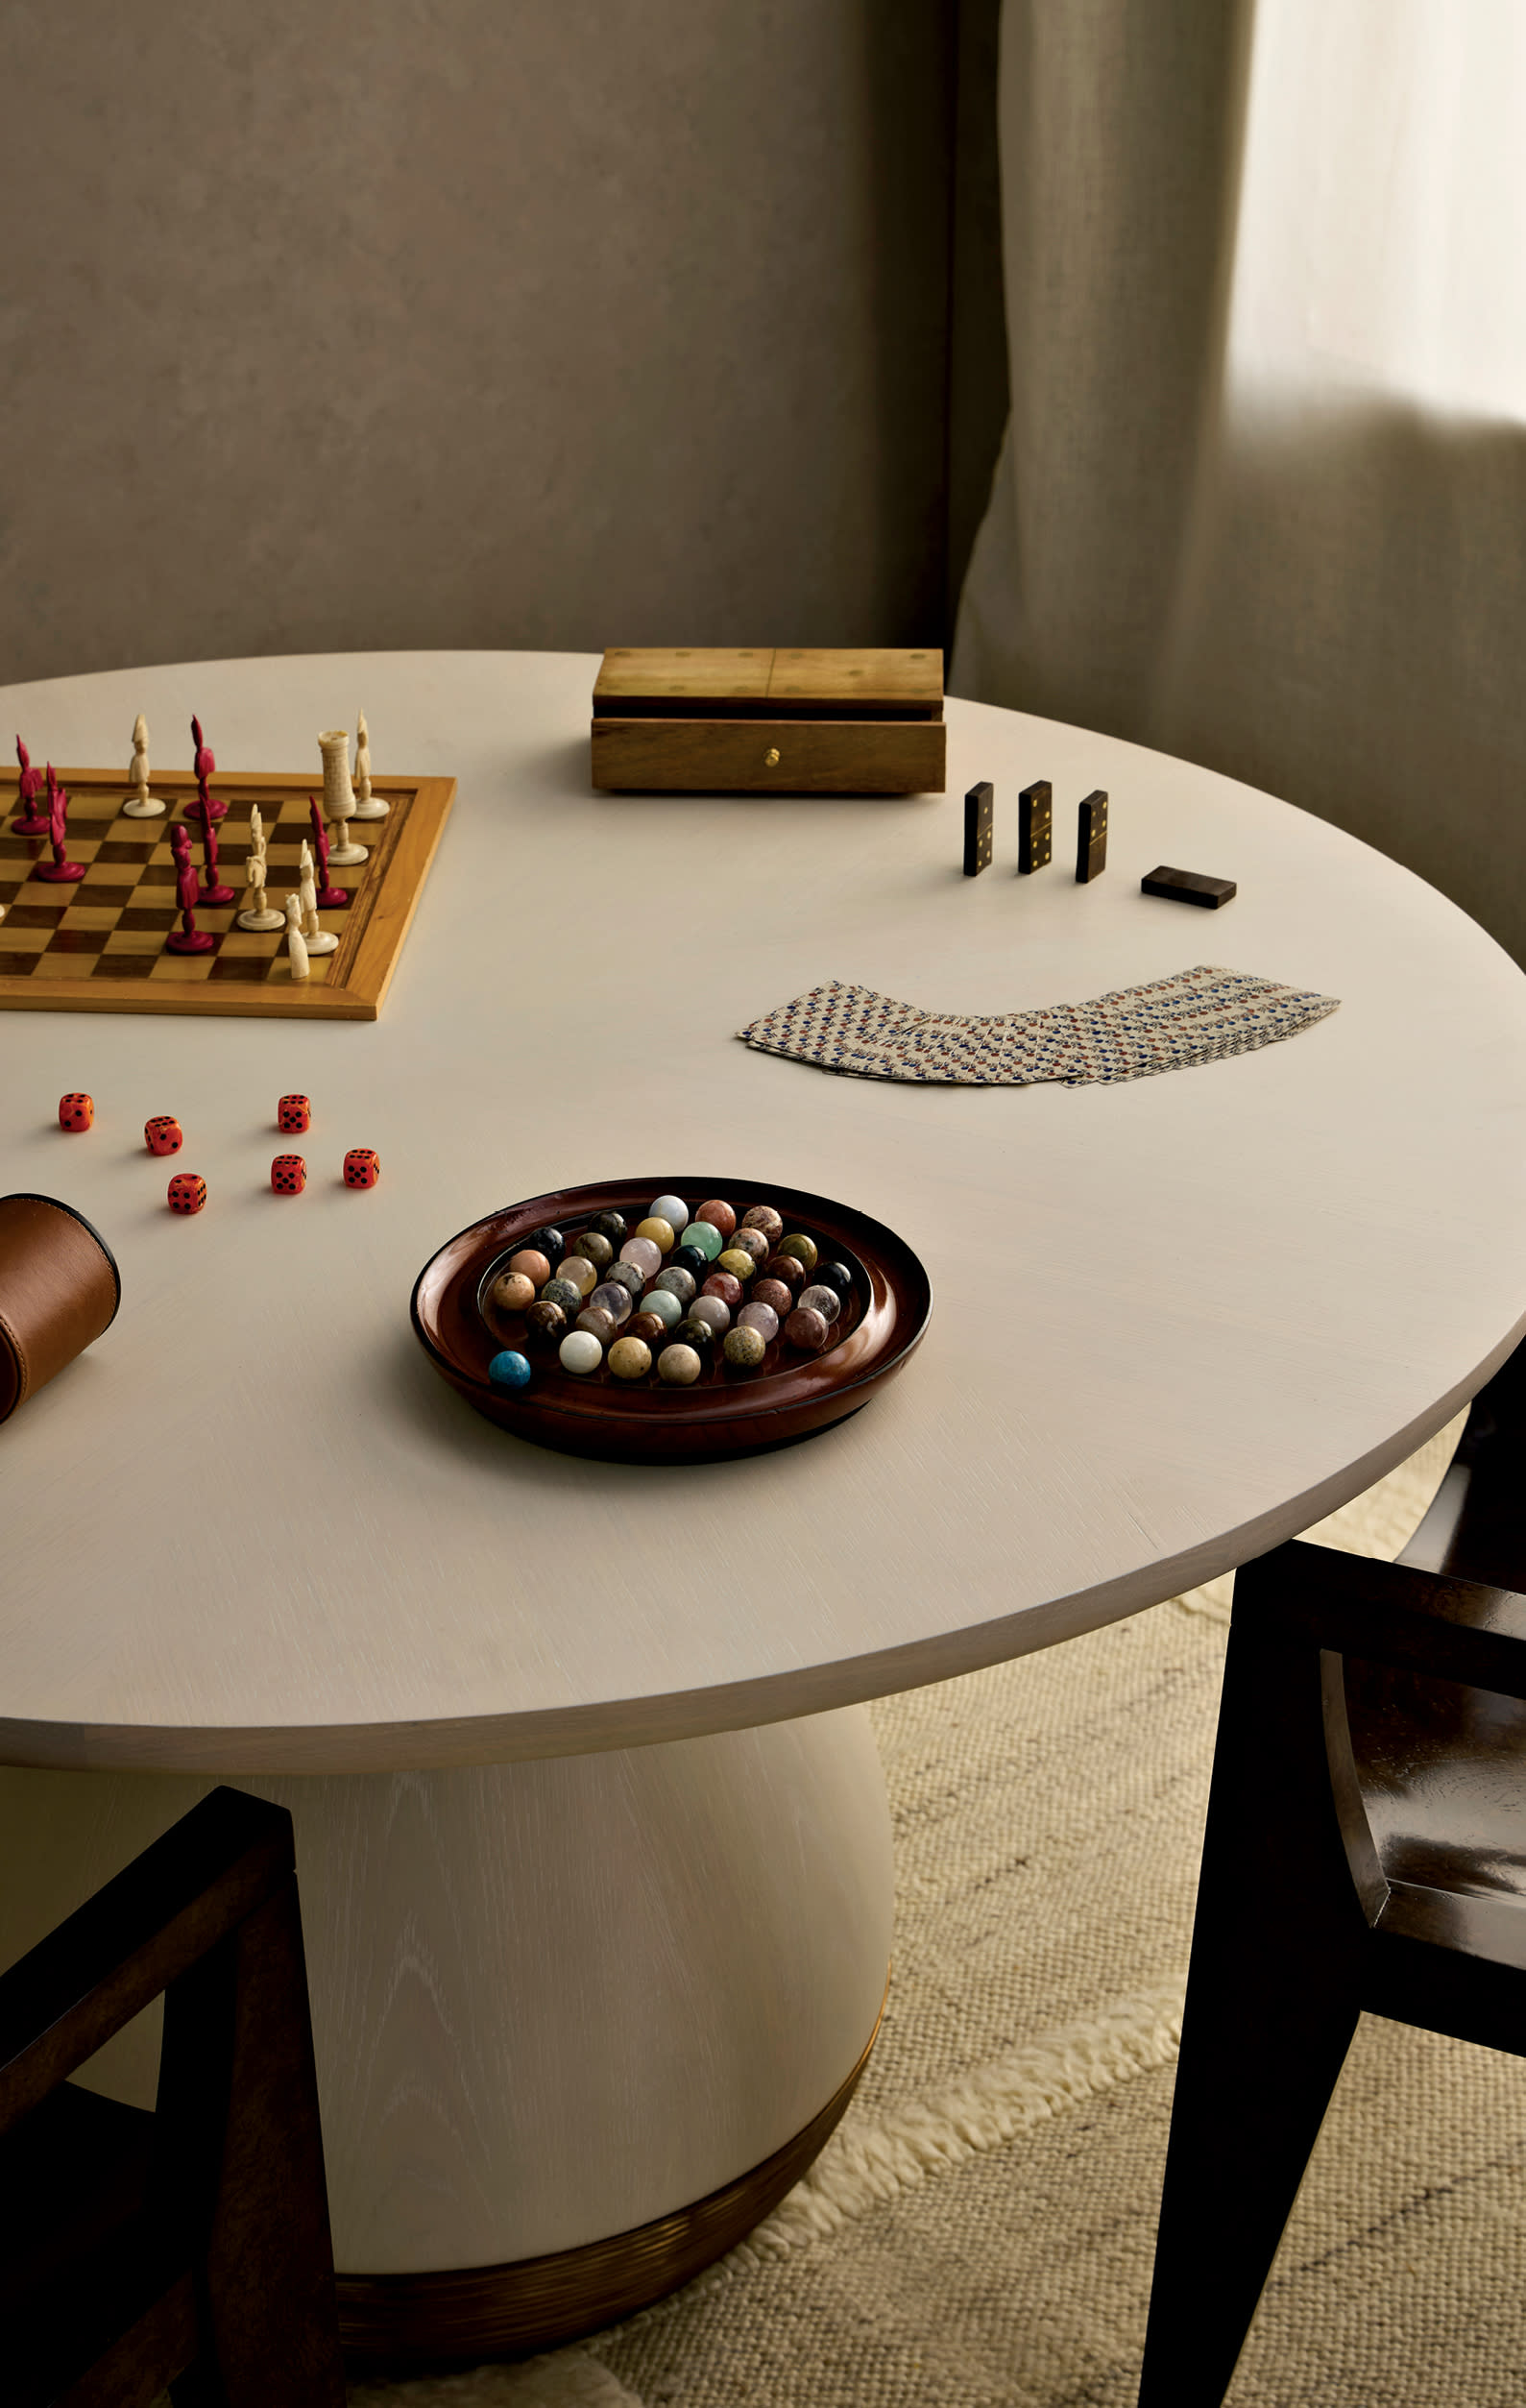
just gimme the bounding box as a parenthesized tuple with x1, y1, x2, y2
(591, 647, 945, 795)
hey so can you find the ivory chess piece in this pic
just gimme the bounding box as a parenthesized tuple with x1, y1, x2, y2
(122, 714, 166, 817)
(324, 780, 367, 867)
(284, 891, 310, 980)
(298, 840, 338, 955)
(318, 728, 361, 839)
(237, 804, 284, 932)
(351, 709, 388, 819)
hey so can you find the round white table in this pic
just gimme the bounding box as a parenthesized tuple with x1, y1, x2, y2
(3, 652, 1524, 2361)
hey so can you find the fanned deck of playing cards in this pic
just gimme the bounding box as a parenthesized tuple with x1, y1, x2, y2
(737, 966, 1340, 1086)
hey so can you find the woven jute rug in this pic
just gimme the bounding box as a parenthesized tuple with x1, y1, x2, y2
(343, 1411, 1526, 2408)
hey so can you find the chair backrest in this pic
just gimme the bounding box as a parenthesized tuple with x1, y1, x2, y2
(0, 1784, 346, 2408)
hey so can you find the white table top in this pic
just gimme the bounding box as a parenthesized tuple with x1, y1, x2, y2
(3, 651, 1524, 1772)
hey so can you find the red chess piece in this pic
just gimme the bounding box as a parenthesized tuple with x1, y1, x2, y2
(166, 823, 215, 952)
(188, 713, 228, 823)
(308, 799, 348, 908)
(13, 736, 47, 836)
(33, 765, 86, 884)
(188, 792, 234, 904)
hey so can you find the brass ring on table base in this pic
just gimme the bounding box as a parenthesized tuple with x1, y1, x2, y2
(338, 1977, 887, 2371)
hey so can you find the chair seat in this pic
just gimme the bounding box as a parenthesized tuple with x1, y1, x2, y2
(1346, 1663, 1526, 1907)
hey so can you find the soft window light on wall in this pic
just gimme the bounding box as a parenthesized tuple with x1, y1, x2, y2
(1227, 0, 1526, 423)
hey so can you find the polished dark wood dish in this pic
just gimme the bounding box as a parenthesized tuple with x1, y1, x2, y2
(410, 1177, 933, 1464)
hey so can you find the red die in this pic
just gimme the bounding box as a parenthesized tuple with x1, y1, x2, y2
(145, 1114, 183, 1156)
(59, 1092, 93, 1132)
(272, 1154, 306, 1195)
(344, 1148, 380, 1189)
(168, 1172, 206, 1215)
(278, 1094, 311, 1133)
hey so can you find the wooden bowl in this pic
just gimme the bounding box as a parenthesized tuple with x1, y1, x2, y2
(411, 1178, 933, 1464)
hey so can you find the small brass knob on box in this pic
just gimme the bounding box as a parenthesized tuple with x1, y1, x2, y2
(764, 747, 781, 767)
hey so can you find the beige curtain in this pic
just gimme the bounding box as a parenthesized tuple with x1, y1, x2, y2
(953, 0, 1526, 967)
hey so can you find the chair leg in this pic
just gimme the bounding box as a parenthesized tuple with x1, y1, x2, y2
(157, 1881, 347, 2408)
(1137, 1628, 1369, 2408)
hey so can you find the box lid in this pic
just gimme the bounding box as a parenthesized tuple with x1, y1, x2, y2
(593, 647, 943, 720)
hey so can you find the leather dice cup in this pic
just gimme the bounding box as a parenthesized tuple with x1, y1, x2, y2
(0, 1194, 121, 1425)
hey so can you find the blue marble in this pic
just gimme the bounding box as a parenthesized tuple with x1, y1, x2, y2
(488, 1350, 532, 1390)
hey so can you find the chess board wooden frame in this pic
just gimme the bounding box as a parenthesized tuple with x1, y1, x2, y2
(0, 769, 454, 1020)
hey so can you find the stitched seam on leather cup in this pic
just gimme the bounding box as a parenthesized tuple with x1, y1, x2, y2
(0, 1301, 32, 1415)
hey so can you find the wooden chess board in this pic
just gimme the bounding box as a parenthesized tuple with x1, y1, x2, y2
(0, 769, 454, 1019)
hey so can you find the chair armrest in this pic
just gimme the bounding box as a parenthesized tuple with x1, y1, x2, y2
(0, 1787, 294, 2135)
(1232, 1539, 1526, 1700)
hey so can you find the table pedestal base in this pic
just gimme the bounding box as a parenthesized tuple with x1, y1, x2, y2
(338, 1994, 882, 2367)
(0, 1706, 893, 2361)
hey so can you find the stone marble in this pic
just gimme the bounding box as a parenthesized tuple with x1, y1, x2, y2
(590, 1280, 634, 1326)
(558, 1329, 604, 1375)
(729, 1227, 769, 1267)
(695, 1199, 737, 1238)
(635, 1216, 676, 1254)
(763, 1254, 805, 1295)
(777, 1232, 818, 1273)
(723, 1326, 766, 1369)
(626, 1310, 669, 1346)
(672, 1319, 716, 1363)
(575, 1306, 617, 1347)
(509, 1248, 551, 1288)
(603, 1261, 645, 1300)
(813, 1260, 854, 1301)
(558, 1255, 598, 1299)
(654, 1265, 696, 1305)
(715, 1248, 756, 1285)
(797, 1282, 841, 1324)
(751, 1277, 794, 1318)
(530, 1226, 566, 1266)
(685, 1219, 723, 1261)
(490, 1271, 536, 1315)
(737, 1301, 780, 1343)
(523, 1301, 567, 1345)
(740, 1204, 784, 1242)
(487, 1350, 532, 1389)
(589, 1209, 628, 1245)
(785, 1304, 829, 1351)
(618, 1236, 664, 1282)
(541, 1277, 586, 1315)
(607, 1335, 652, 1380)
(702, 1271, 743, 1308)
(672, 1243, 713, 1282)
(640, 1287, 683, 1328)
(648, 1193, 690, 1234)
(576, 1229, 615, 1271)
(687, 1295, 731, 1338)
(656, 1342, 702, 1386)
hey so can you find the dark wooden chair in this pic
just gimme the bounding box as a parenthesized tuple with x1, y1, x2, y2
(1138, 1333, 1526, 2407)
(0, 1784, 347, 2407)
